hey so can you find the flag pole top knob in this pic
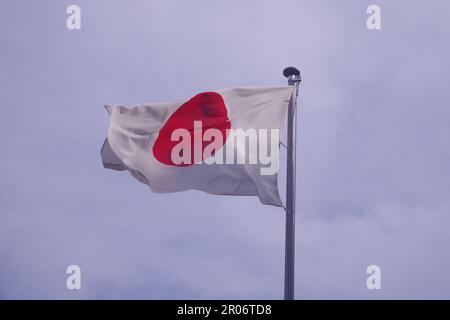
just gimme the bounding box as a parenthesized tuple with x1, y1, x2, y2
(283, 66, 301, 86)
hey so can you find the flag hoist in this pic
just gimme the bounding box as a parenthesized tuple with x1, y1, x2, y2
(101, 66, 302, 299)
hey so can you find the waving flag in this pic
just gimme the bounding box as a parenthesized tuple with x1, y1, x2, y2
(101, 86, 295, 206)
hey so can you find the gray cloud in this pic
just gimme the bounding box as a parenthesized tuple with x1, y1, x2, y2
(1, 0, 450, 299)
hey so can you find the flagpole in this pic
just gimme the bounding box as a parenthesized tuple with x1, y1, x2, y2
(283, 66, 301, 300)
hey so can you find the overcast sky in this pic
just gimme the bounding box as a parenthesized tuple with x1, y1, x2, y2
(1, 0, 450, 299)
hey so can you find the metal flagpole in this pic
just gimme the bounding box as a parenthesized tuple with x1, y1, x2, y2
(283, 66, 301, 300)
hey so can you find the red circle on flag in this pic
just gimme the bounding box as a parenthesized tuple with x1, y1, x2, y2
(153, 92, 231, 166)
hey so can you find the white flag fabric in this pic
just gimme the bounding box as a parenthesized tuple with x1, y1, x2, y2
(101, 86, 295, 206)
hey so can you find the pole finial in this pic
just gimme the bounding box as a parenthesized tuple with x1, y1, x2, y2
(283, 66, 301, 86)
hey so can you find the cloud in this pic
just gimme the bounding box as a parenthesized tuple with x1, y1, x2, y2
(1, 0, 450, 299)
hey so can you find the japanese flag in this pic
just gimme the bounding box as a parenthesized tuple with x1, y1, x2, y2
(101, 86, 295, 206)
